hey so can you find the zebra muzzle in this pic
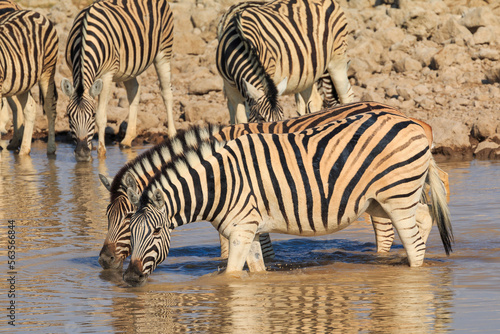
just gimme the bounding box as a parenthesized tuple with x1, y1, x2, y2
(98, 243, 124, 270)
(74, 137, 92, 162)
(123, 259, 147, 287)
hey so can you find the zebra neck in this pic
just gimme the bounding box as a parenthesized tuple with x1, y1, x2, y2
(153, 145, 232, 229)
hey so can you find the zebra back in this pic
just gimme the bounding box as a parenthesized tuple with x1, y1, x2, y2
(0, 10, 58, 97)
(65, 0, 173, 93)
(0, 0, 20, 19)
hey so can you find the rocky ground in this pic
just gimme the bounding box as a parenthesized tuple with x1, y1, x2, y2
(2, 0, 500, 160)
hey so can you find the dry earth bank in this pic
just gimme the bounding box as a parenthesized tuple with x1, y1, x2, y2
(2, 0, 500, 160)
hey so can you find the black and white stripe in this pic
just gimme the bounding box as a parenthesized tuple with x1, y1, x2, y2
(123, 108, 453, 286)
(61, 0, 175, 161)
(216, 0, 354, 124)
(0, 7, 58, 155)
(99, 102, 422, 270)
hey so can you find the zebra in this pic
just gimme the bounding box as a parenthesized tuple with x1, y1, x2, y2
(216, 0, 354, 124)
(98, 101, 442, 270)
(0, 8, 58, 155)
(0, 0, 20, 135)
(61, 0, 175, 162)
(217, 0, 341, 117)
(98, 123, 274, 269)
(122, 110, 453, 286)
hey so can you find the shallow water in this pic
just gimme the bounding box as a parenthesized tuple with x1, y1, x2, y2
(1, 141, 499, 333)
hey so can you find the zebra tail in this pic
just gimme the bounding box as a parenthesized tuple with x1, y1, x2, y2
(428, 157, 454, 255)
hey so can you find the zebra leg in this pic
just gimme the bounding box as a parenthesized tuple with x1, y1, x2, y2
(415, 203, 433, 246)
(225, 222, 260, 273)
(259, 233, 275, 260)
(6, 96, 24, 151)
(18, 92, 36, 155)
(327, 56, 354, 104)
(121, 78, 140, 148)
(154, 54, 176, 137)
(370, 215, 395, 253)
(298, 84, 323, 114)
(294, 93, 306, 116)
(95, 74, 114, 157)
(0, 98, 9, 134)
(39, 73, 57, 155)
(220, 232, 275, 260)
(245, 235, 266, 272)
(219, 234, 229, 259)
(385, 204, 426, 267)
(224, 82, 247, 124)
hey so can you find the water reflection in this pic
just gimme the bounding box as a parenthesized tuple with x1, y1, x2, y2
(105, 264, 453, 333)
(0, 143, 499, 332)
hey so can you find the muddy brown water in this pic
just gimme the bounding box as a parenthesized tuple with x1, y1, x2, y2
(1, 141, 499, 333)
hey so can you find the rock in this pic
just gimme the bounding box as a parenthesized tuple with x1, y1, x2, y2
(471, 117, 499, 141)
(473, 26, 496, 45)
(474, 139, 500, 160)
(182, 100, 228, 124)
(413, 45, 439, 67)
(486, 65, 500, 83)
(427, 117, 471, 149)
(403, 8, 439, 40)
(188, 76, 223, 95)
(396, 85, 414, 101)
(393, 56, 422, 73)
(374, 27, 406, 48)
(478, 48, 500, 61)
(173, 31, 206, 55)
(432, 18, 474, 44)
(430, 44, 471, 70)
(460, 7, 500, 30)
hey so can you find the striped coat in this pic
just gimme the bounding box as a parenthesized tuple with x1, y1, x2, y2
(216, 0, 354, 124)
(62, 0, 174, 161)
(0, 8, 58, 155)
(123, 110, 452, 286)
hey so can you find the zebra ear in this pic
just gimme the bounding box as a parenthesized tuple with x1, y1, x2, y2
(123, 172, 138, 192)
(61, 78, 74, 97)
(152, 188, 166, 211)
(276, 77, 288, 96)
(242, 78, 264, 101)
(127, 188, 140, 207)
(89, 79, 103, 98)
(99, 174, 112, 192)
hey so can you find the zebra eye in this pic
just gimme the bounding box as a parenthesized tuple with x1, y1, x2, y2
(153, 227, 162, 235)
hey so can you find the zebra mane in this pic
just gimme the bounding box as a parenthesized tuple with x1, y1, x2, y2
(139, 125, 228, 207)
(232, 11, 280, 109)
(71, 2, 99, 95)
(109, 124, 223, 202)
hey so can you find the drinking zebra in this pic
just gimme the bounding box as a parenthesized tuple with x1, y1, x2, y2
(61, 0, 175, 162)
(0, 8, 58, 155)
(123, 110, 453, 286)
(98, 102, 441, 270)
(98, 123, 274, 269)
(216, 0, 354, 124)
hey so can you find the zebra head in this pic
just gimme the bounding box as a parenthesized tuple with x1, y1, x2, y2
(124, 188, 171, 287)
(98, 173, 141, 270)
(243, 77, 287, 122)
(61, 78, 103, 162)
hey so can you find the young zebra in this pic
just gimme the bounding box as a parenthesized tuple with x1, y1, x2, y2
(216, 0, 354, 124)
(98, 102, 403, 269)
(123, 111, 453, 286)
(0, 8, 58, 155)
(61, 0, 175, 162)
